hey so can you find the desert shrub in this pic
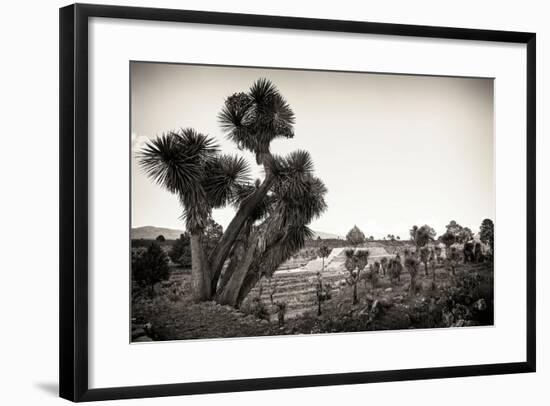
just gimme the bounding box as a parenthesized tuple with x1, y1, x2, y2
(266, 277, 278, 305)
(131, 279, 192, 340)
(434, 246, 443, 263)
(275, 301, 287, 326)
(463, 241, 475, 263)
(291, 305, 372, 334)
(406, 299, 443, 328)
(373, 305, 412, 330)
(479, 219, 494, 260)
(317, 313, 372, 333)
(404, 255, 419, 294)
(439, 271, 494, 326)
(241, 297, 270, 321)
(203, 217, 223, 257)
(419, 247, 430, 275)
(346, 225, 366, 246)
(317, 299, 391, 333)
(440, 231, 456, 254)
(297, 248, 320, 260)
(318, 245, 332, 271)
(131, 246, 147, 263)
(132, 239, 172, 249)
(344, 249, 359, 303)
(364, 264, 379, 290)
(380, 257, 388, 276)
(132, 242, 170, 295)
(169, 233, 192, 267)
(315, 273, 332, 315)
(446, 247, 460, 275)
(388, 256, 403, 285)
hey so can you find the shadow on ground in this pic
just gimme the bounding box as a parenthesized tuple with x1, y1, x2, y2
(34, 382, 58, 397)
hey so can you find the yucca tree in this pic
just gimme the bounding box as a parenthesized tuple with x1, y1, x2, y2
(479, 218, 494, 256)
(318, 245, 332, 273)
(344, 249, 366, 305)
(447, 246, 459, 275)
(344, 249, 357, 288)
(370, 261, 380, 289)
(209, 79, 297, 292)
(434, 245, 443, 264)
(440, 231, 456, 259)
(429, 248, 437, 281)
(139, 79, 326, 307)
(404, 256, 419, 295)
(380, 257, 388, 276)
(315, 272, 331, 316)
(217, 151, 327, 306)
(139, 128, 250, 302)
(388, 256, 403, 285)
(355, 250, 370, 297)
(410, 224, 436, 252)
(419, 246, 430, 276)
(219, 78, 295, 165)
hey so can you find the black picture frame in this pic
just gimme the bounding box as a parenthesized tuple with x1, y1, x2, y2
(59, 3, 536, 402)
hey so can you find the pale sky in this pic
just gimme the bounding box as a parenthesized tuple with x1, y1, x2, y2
(131, 62, 494, 239)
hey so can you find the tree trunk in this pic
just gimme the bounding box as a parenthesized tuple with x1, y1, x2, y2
(217, 235, 258, 306)
(221, 224, 288, 308)
(190, 233, 211, 302)
(217, 255, 238, 297)
(236, 272, 260, 308)
(215, 221, 252, 295)
(353, 283, 358, 305)
(409, 275, 416, 295)
(209, 173, 275, 293)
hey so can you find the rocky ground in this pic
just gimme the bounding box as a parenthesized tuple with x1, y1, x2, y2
(134, 300, 278, 341)
(132, 271, 281, 341)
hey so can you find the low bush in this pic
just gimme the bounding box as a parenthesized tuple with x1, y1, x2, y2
(240, 297, 271, 321)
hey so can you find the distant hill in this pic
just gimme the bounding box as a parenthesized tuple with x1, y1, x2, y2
(132, 225, 342, 241)
(131, 226, 184, 240)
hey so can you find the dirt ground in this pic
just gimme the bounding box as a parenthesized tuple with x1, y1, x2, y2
(132, 261, 493, 341)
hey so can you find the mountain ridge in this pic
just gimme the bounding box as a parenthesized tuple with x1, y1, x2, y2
(131, 225, 342, 240)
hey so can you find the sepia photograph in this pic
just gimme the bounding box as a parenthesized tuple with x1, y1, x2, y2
(130, 62, 495, 342)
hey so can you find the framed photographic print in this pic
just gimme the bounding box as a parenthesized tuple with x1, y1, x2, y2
(59, 3, 536, 402)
